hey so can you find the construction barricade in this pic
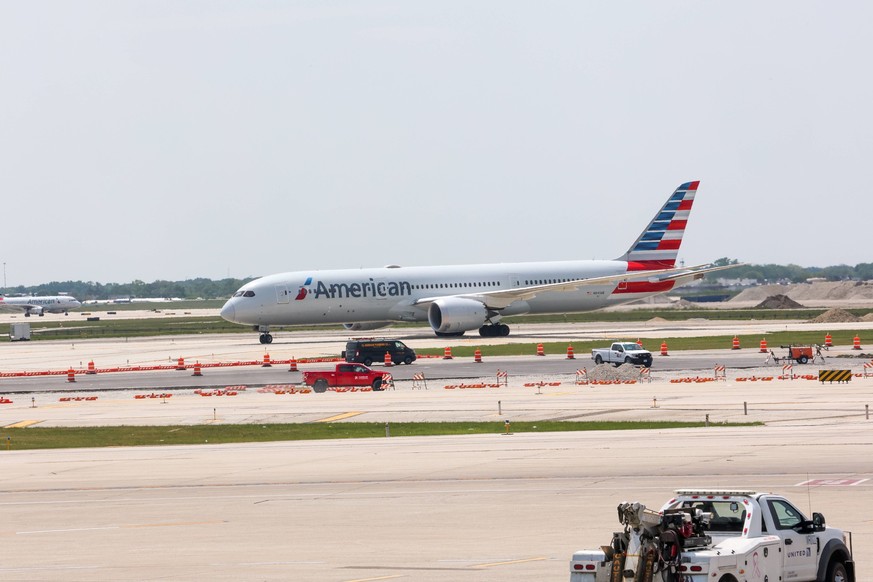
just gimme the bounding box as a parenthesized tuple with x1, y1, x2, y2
(411, 372, 427, 390)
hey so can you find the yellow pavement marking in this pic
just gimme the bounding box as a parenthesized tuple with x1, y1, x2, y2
(4, 420, 43, 428)
(473, 556, 546, 568)
(315, 411, 364, 423)
(342, 576, 403, 582)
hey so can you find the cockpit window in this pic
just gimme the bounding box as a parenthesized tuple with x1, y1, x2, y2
(243, 290, 256, 297)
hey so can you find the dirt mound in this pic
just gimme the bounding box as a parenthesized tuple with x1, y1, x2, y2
(754, 294, 804, 309)
(863, 313, 873, 322)
(807, 308, 862, 323)
(647, 316, 669, 323)
(588, 363, 646, 382)
(731, 281, 873, 304)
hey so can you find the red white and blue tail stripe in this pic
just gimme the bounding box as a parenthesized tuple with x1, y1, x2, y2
(618, 181, 699, 271)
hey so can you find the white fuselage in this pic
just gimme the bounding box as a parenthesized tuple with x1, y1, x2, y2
(220, 259, 664, 328)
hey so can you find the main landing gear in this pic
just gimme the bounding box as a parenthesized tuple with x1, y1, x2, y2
(479, 323, 510, 337)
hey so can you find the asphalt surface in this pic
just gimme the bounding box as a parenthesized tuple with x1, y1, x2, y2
(1, 324, 872, 581)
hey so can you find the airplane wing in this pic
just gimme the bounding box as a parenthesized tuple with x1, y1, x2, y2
(412, 263, 740, 311)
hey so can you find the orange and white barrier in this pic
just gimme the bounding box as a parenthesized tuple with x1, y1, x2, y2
(575, 368, 588, 385)
(714, 365, 726, 382)
(781, 364, 794, 380)
(412, 372, 427, 390)
(496, 370, 508, 386)
(638, 367, 651, 383)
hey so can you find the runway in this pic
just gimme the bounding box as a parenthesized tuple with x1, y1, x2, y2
(2, 424, 871, 581)
(1, 324, 872, 580)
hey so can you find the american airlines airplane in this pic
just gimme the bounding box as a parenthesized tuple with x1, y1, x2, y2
(221, 181, 734, 344)
(0, 294, 82, 316)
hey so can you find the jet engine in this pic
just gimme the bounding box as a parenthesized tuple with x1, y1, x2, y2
(342, 322, 391, 332)
(427, 297, 488, 334)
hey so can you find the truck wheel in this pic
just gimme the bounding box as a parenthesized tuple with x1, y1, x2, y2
(594, 355, 603, 365)
(362, 357, 373, 367)
(825, 559, 848, 582)
(313, 379, 328, 393)
(624, 356, 632, 365)
(717, 576, 738, 582)
(798, 355, 809, 364)
(372, 378, 383, 391)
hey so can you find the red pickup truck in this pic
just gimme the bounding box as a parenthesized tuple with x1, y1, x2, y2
(302, 363, 387, 393)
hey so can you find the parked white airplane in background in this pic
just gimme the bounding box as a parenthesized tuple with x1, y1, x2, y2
(0, 295, 82, 316)
(222, 181, 736, 343)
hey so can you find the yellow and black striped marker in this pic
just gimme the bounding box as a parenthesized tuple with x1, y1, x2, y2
(819, 370, 852, 384)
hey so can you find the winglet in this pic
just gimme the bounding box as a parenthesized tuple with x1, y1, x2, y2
(617, 181, 699, 270)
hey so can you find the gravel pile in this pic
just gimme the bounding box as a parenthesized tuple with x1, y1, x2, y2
(807, 308, 862, 323)
(588, 363, 645, 382)
(754, 294, 804, 309)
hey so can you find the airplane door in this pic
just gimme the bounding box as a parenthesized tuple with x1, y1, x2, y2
(276, 285, 290, 304)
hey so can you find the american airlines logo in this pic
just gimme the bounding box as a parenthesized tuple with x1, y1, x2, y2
(296, 276, 412, 300)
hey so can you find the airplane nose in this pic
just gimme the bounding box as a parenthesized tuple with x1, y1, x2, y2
(220, 301, 236, 322)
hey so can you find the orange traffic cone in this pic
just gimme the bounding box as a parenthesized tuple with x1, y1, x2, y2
(566, 345, 575, 359)
(262, 353, 272, 367)
(175, 357, 186, 371)
(67, 368, 76, 383)
(732, 336, 740, 350)
(824, 333, 833, 348)
(536, 343, 545, 356)
(853, 335, 862, 350)
(443, 347, 453, 360)
(288, 357, 298, 372)
(192, 362, 202, 376)
(384, 351, 394, 367)
(660, 342, 668, 356)
(86, 360, 96, 375)
(474, 349, 482, 363)
(759, 338, 768, 353)
(636, 339, 643, 348)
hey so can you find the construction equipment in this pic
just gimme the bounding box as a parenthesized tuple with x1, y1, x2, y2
(765, 344, 825, 365)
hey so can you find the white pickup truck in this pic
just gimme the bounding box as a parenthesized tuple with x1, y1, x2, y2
(591, 342, 653, 367)
(569, 489, 854, 582)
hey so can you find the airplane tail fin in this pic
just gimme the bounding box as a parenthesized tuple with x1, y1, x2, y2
(616, 181, 699, 270)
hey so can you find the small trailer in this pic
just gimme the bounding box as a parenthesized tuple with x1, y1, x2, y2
(766, 344, 824, 365)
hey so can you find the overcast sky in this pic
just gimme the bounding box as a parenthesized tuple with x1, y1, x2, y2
(2, 1, 871, 287)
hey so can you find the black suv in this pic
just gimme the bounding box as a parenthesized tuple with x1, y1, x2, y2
(342, 338, 416, 366)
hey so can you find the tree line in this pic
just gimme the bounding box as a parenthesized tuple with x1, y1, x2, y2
(706, 258, 873, 283)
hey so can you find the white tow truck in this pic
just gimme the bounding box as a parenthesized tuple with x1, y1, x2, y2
(569, 489, 854, 582)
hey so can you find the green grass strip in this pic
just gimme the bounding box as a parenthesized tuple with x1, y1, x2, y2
(0, 421, 758, 450)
